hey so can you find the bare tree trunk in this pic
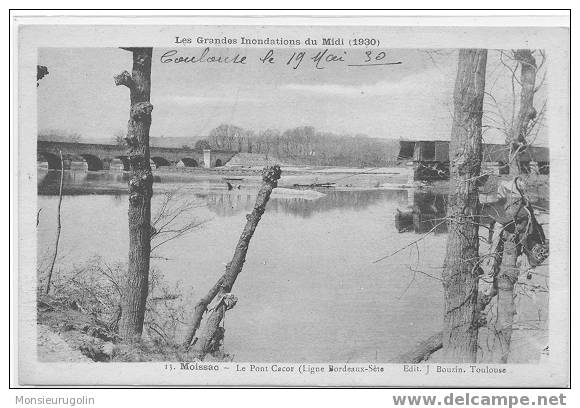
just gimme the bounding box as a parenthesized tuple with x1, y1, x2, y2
(509, 49, 537, 175)
(45, 150, 64, 294)
(441, 49, 487, 363)
(115, 48, 154, 340)
(491, 229, 519, 362)
(183, 165, 282, 351)
(490, 50, 537, 362)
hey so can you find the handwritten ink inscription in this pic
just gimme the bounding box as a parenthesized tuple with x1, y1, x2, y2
(160, 48, 402, 70)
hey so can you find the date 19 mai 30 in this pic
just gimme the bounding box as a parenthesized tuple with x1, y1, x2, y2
(160, 47, 402, 70)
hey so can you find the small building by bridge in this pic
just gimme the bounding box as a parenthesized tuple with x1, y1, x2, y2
(397, 140, 549, 181)
(37, 141, 237, 171)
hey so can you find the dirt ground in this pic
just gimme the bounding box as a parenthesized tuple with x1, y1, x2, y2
(37, 324, 92, 362)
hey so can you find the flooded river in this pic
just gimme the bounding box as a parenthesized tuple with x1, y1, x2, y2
(37, 169, 447, 363)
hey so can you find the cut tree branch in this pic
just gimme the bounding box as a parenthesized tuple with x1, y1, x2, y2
(182, 165, 282, 350)
(392, 332, 443, 363)
(190, 294, 238, 357)
(114, 70, 135, 90)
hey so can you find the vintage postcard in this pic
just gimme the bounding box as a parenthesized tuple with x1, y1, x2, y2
(12, 13, 570, 387)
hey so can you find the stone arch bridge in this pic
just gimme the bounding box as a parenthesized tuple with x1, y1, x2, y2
(37, 141, 236, 171)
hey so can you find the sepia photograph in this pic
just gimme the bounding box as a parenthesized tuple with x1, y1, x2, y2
(12, 16, 570, 387)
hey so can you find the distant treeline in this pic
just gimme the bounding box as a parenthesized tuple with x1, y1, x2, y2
(39, 125, 403, 167)
(197, 124, 401, 167)
(38, 129, 82, 143)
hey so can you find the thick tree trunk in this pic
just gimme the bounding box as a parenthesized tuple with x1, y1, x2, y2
(183, 165, 282, 350)
(115, 48, 154, 340)
(441, 49, 487, 363)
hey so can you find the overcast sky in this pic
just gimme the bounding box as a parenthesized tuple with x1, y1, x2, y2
(37, 47, 548, 146)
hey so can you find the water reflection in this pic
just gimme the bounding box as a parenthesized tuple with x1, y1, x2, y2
(394, 188, 550, 235)
(269, 189, 408, 218)
(38, 169, 165, 195)
(196, 189, 408, 218)
(38, 170, 409, 219)
(395, 190, 449, 234)
(38, 169, 130, 195)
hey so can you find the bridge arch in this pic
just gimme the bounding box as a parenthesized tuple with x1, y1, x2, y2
(38, 152, 62, 170)
(179, 157, 199, 167)
(151, 156, 171, 167)
(215, 159, 223, 167)
(113, 156, 131, 171)
(80, 154, 104, 171)
(111, 156, 155, 171)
